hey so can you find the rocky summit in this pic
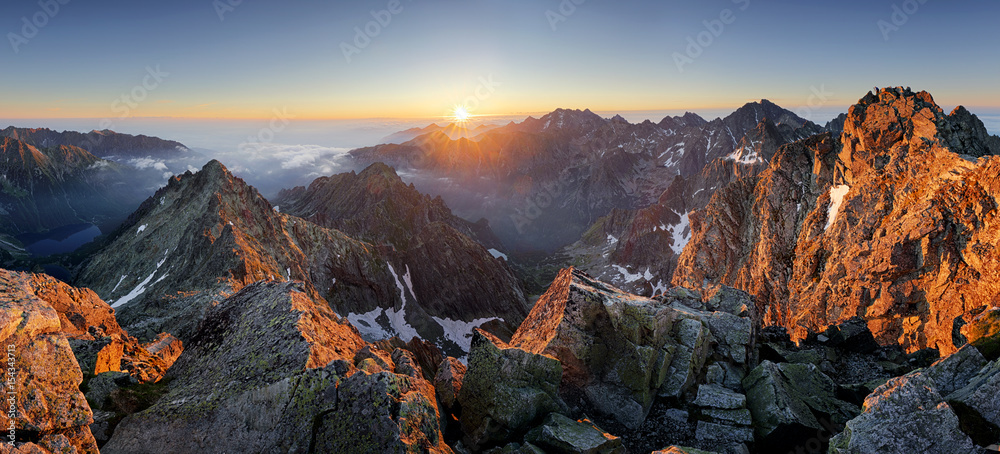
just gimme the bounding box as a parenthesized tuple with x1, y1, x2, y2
(77, 160, 526, 358)
(2, 87, 1000, 453)
(674, 87, 1000, 356)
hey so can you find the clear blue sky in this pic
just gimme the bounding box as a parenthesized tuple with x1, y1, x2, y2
(1, 0, 997, 120)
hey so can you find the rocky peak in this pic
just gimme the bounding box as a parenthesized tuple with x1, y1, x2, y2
(836, 86, 947, 183)
(521, 108, 608, 135)
(274, 162, 502, 251)
(0, 137, 101, 174)
(729, 100, 809, 130)
(0, 136, 140, 236)
(825, 113, 849, 135)
(941, 105, 1000, 157)
(658, 112, 708, 131)
(77, 158, 335, 340)
(673, 87, 1000, 355)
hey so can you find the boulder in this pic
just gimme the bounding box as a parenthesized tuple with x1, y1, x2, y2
(435, 356, 467, 411)
(692, 385, 745, 410)
(692, 384, 754, 446)
(22, 271, 182, 384)
(694, 421, 753, 444)
(0, 271, 98, 453)
(704, 312, 753, 366)
(829, 373, 978, 453)
(923, 345, 988, 395)
(743, 361, 858, 451)
(313, 369, 452, 453)
(524, 413, 625, 454)
(660, 318, 711, 398)
(458, 329, 565, 450)
(946, 358, 1000, 429)
(100, 281, 383, 453)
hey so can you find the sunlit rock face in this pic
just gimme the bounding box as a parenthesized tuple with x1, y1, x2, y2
(674, 87, 1000, 355)
(0, 270, 100, 454)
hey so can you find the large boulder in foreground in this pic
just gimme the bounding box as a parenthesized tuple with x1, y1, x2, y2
(830, 345, 1000, 452)
(101, 281, 378, 453)
(458, 329, 565, 451)
(0, 271, 98, 453)
(829, 373, 978, 453)
(313, 367, 453, 453)
(743, 360, 858, 452)
(508, 268, 753, 429)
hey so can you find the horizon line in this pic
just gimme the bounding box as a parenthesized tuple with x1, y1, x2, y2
(2, 104, 998, 124)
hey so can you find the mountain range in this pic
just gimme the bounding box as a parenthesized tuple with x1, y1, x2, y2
(1, 87, 1000, 453)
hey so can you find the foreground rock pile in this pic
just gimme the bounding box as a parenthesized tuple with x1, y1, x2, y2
(2, 263, 999, 453)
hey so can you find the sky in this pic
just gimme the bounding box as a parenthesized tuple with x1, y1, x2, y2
(1, 0, 999, 122)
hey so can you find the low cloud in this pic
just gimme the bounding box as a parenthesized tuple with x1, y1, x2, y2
(211, 143, 361, 197)
(128, 157, 170, 172)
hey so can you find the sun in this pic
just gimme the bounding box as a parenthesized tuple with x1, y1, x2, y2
(452, 105, 471, 123)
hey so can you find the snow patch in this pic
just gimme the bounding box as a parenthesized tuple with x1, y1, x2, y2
(111, 271, 156, 308)
(347, 306, 389, 340)
(613, 265, 650, 284)
(650, 280, 670, 296)
(432, 316, 500, 353)
(725, 146, 762, 165)
(826, 185, 850, 231)
(488, 249, 508, 261)
(137, 224, 147, 234)
(607, 234, 619, 245)
(385, 264, 421, 342)
(669, 212, 691, 255)
(110, 275, 127, 293)
(401, 265, 417, 302)
(111, 250, 170, 308)
(274, 206, 280, 213)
